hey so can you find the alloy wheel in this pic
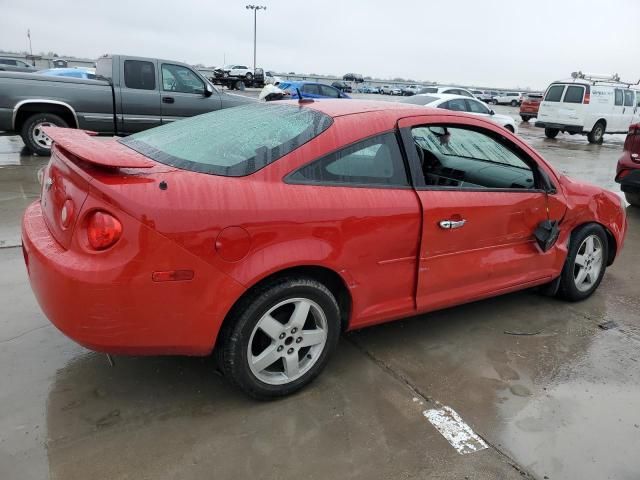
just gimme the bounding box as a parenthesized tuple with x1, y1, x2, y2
(573, 234, 604, 292)
(247, 298, 328, 385)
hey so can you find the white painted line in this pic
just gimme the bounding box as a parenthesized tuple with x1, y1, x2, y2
(424, 406, 488, 455)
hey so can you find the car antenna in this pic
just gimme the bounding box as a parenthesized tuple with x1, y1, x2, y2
(296, 88, 314, 104)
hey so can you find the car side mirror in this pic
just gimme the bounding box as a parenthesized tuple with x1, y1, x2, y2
(489, 109, 495, 115)
(204, 84, 214, 97)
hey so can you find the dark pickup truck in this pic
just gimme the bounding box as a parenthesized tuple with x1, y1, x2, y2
(0, 54, 253, 155)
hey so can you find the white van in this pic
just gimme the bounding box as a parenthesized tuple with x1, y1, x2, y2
(536, 73, 640, 143)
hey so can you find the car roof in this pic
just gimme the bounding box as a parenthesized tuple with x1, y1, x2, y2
(412, 93, 472, 102)
(277, 99, 433, 118)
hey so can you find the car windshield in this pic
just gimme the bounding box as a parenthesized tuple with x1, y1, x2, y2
(119, 104, 333, 176)
(400, 95, 438, 105)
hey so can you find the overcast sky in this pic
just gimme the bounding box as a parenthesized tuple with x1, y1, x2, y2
(2, 0, 639, 89)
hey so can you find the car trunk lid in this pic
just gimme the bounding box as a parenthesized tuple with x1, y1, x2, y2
(39, 128, 164, 249)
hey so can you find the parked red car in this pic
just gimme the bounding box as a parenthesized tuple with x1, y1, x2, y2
(616, 123, 640, 206)
(22, 101, 627, 398)
(520, 93, 543, 122)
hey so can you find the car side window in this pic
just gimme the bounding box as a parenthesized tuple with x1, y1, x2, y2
(161, 64, 204, 94)
(320, 85, 340, 98)
(614, 89, 624, 106)
(466, 99, 490, 114)
(623, 90, 634, 107)
(124, 60, 156, 90)
(302, 84, 321, 95)
(288, 133, 409, 187)
(412, 125, 535, 190)
(441, 99, 467, 112)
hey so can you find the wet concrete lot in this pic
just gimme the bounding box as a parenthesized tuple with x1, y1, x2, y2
(1, 100, 639, 480)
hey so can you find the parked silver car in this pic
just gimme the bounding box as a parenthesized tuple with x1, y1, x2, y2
(0, 57, 36, 73)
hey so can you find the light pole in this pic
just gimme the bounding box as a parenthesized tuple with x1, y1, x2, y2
(245, 5, 266, 74)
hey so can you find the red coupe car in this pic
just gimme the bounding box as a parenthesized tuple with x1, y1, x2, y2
(22, 100, 627, 398)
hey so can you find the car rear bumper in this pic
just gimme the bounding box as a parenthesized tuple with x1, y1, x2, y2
(22, 201, 245, 356)
(535, 122, 583, 134)
(616, 167, 640, 192)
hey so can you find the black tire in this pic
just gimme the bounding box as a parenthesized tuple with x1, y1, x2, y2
(625, 192, 640, 207)
(221, 277, 341, 399)
(545, 128, 559, 139)
(510, 99, 518, 107)
(557, 224, 608, 301)
(520, 115, 531, 122)
(21, 113, 69, 156)
(491, 99, 498, 105)
(587, 121, 605, 144)
(245, 72, 253, 81)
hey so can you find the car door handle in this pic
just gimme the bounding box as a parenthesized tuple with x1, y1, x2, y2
(439, 219, 467, 229)
(162, 96, 175, 104)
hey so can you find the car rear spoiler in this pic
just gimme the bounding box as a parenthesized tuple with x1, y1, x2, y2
(43, 127, 155, 168)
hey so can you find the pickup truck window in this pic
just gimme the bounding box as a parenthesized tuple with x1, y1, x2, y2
(161, 64, 204, 94)
(120, 103, 333, 177)
(124, 60, 156, 90)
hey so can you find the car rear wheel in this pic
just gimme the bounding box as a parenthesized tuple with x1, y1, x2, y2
(245, 72, 253, 81)
(491, 99, 498, 105)
(558, 224, 608, 301)
(221, 277, 341, 399)
(520, 115, 531, 122)
(510, 99, 518, 107)
(21, 113, 69, 156)
(587, 121, 605, 144)
(625, 192, 640, 206)
(545, 128, 559, 139)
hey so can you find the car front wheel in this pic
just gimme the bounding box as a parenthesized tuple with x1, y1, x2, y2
(221, 277, 341, 399)
(558, 224, 608, 301)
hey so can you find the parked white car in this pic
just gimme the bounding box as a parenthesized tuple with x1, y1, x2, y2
(401, 94, 518, 133)
(417, 86, 476, 98)
(264, 70, 282, 85)
(381, 85, 402, 95)
(492, 92, 523, 106)
(223, 64, 254, 79)
(536, 74, 640, 143)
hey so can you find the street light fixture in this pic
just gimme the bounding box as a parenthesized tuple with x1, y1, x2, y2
(245, 5, 266, 74)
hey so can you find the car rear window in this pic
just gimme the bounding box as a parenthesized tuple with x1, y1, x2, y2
(419, 87, 438, 93)
(544, 85, 565, 102)
(400, 95, 438, 105)
(563, 86, 584, 103)
(119, 104, 333, 176)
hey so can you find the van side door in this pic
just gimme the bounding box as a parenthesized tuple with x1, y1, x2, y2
(119, 59, 162, 133)
(612, 88, 625, 132)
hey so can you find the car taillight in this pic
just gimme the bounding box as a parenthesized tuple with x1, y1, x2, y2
(583, 92, 590, 104)
(629, 124, 640, 134)
(87, 211, 122, 250)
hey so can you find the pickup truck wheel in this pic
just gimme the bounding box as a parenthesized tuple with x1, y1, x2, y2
(21, 113, 69, 156)
(221, 277, 340, 399)
(625, 192, 640, 207)
(545, 128, 559, 139)
(587, 121, 605, 144)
